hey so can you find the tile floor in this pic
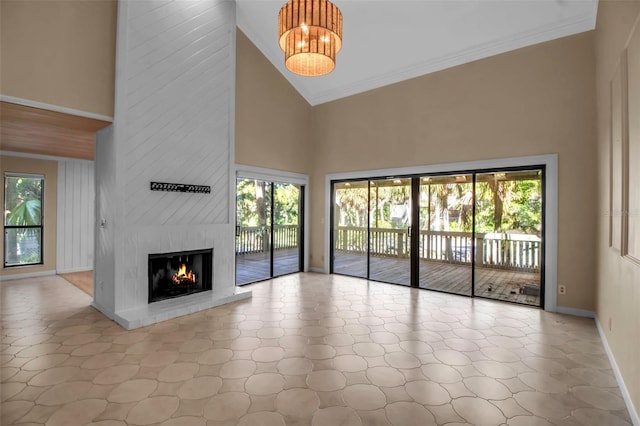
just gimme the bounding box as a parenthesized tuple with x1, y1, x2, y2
(0, 273, 632, 426)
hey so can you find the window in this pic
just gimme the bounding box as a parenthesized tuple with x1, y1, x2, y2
(4, 174, 44, 267)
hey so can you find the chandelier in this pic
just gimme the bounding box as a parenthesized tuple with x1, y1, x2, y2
(278, 0, 343, 77)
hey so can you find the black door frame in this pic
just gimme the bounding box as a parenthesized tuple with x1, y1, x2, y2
(330, 165, 545, 308)
(235, 178, 305, 285)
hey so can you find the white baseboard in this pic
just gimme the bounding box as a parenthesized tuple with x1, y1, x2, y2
(0, 269, 56, 282)
(595, 317, 640, 426)
(556, 306, 595, 318)
(309, 267, 327, 274)
(57, 266, 93, 274)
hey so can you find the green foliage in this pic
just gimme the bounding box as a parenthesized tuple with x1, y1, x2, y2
(6, 198, 41, 226)
(335, 175, 542, 235)
(236, 179, 300, 227)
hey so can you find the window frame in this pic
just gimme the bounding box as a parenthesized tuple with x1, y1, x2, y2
(3, 173, 45, 268)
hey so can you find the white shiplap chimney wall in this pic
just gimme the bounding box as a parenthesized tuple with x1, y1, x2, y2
(93, 0, 249, 329)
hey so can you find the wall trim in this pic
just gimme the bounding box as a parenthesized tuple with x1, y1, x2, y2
(0, 95, 113, 122)
(556, 306, 595, 318)
(57, 267, 93, 274)
(235, 164, 310, 273)
(1, 151, 95, 164)
(309, 267, 325, 274)
(0, 269, 56, 282)
(323, 154, 558, 313)
(595, 317, 640, 426)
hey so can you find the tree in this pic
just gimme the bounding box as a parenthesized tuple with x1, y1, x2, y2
(4, 176, 43, 265)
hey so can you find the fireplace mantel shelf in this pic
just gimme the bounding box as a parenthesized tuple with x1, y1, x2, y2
(92, 287, 252, 330)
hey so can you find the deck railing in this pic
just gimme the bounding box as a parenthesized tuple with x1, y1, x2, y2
(235, 225, 541, 272)
(236, 225, 299, 255)
(335, 226, 540, 272)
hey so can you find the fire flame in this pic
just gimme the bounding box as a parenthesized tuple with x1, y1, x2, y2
(172, 263, 196, 285)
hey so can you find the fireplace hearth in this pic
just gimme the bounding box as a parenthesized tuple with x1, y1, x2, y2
(148, 249, 213, 303)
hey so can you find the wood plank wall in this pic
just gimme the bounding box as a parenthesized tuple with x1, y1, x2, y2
(56, 160, 95, 273)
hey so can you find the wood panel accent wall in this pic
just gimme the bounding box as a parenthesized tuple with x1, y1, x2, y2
(0, 102, 111, 160)
(57, 161, 95, 273)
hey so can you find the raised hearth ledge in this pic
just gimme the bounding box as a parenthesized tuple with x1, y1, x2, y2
(91, 288, 252, 330)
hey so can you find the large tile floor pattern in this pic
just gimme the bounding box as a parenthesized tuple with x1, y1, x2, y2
(0, 273, 633, 425)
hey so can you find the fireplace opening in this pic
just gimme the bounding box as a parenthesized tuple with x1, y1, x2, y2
(148, 248, 213, 303)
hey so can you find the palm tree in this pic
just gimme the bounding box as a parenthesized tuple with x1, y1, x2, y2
(4, 177, 42, 265)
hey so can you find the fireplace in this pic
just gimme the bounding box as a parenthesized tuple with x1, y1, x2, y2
(148, 248, 213, 303)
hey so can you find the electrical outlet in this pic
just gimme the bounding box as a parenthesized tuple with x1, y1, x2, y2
(558, 285, 566, 295)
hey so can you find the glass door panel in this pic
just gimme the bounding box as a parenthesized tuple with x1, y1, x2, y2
(332, 181, 368, 278)
(273, 183, 302, 277)
(474, 170, 543, 306)
(236, 178, 272, 285)
(369, 178, 412, 286)
(418, 174, 473, 295)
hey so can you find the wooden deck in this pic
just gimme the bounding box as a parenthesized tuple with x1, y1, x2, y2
(236, 249, 301, 285)
(236, 249, 541, 306)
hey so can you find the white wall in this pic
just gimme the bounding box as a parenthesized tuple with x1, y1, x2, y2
(57, 160, 94, 273)
(93, 0, 243, 328)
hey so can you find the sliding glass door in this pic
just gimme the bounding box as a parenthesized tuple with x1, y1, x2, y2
(333, 181, 368, 278)
(236, 179, 303, 285)
(369, 178, 412, 286)
(474, 170, 543, 305)
(331, 167, 544, 307)
(418, 174, 473, 295)
(273, 183, 302, 277)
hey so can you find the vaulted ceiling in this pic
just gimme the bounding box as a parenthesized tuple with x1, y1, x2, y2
(236, 0, 598, 106)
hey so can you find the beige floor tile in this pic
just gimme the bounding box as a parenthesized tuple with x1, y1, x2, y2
(507, 415, 555, 426)
(22, 353, 69, 371)
(452, 397, 506, 426)
(306, 369, 347, 391)
(140, 350, 179, 367)
(158, 362, 199, 382)
(36, 380, 93, 405)
(107, 379, 158, 403)
(245, 372, 285, 395)
(176, 375, 222, 399)
(366, 366, 405, 387)
(46, 398, 108, 426)
(312, 406, 362, 426)
(352, 342, 384, 357)
(421, 363, 463, 383)
(464, 376, 513, 399)
(385, 401, 437, 426)
(93, 364, 140, 385)
(252, 346, 285, 362)
(276, 388, 320, 416)
(0, 273, 634, 426)
(126, 396, 179, 425)
(572, 385, 627, 411)
(0, 400, 34, 424)
(343, 384, 386, 410)
(28, 365, 79, 386)
(203, 391, 251, 420)
(81, 353, 125, 369)
(238, 411, 286, 426)
(518, 372, 569, 393)
(159, 416, 206, 426)
(333, 355, 367, 372)
(405, 380, 451, 405)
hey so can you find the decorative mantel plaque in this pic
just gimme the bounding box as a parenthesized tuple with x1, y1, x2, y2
(150, 182, 211, 194)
